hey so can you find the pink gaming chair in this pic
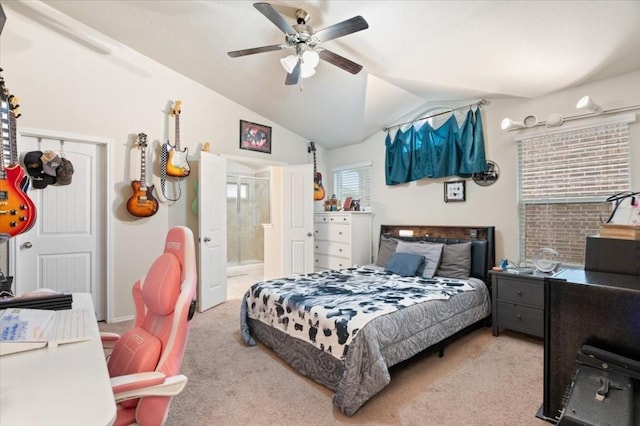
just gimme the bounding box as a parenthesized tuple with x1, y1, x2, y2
(102, 226, 197, 425)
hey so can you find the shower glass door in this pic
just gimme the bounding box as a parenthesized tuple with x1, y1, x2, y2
(226, 175, 270, 267)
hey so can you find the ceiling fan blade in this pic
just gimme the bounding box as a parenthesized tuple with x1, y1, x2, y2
(227, 44, 285, 58)
(254, 2, 296, 35)
(318, 49, 363, 74)
(285, 59, 301, 85)
(315, 16, 369, 43)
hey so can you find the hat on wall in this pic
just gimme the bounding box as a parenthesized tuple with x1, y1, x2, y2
(41, 150, 62, 176)
(24, 150, 44, 177)
(31, 174, 57, 189)
(56, 157, 74, 185)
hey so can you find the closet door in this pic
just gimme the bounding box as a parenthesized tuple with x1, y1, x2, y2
(198, 151, 227, 312)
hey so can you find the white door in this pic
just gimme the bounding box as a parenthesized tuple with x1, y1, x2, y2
(198, 151, 227, 312)
(282, 164, 314, 275)
(11, 134, 107, 319)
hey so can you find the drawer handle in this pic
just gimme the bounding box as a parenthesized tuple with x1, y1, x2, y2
(339, 248, 342, 252)
(343, 218, 347, 221)
(339, 232, 343, 235)
(330, 218, 334, 221)
(315, 246, 318, 249)
(516, 291, 522, 296)
(516, 314, 522, 320)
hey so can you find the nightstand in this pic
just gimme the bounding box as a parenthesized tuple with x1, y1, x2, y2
(490, 270, 549, 338)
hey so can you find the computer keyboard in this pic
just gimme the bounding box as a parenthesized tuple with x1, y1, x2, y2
(47, 308, 95, 345)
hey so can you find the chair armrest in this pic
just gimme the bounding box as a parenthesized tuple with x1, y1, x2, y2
(111, 372, 188, 403)
(100, 332, 120, 342)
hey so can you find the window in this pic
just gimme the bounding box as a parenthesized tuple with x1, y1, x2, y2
(333, 161, 372, 209)
(517, 118, 632, 266)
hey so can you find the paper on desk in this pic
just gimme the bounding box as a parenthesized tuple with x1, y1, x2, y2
(0, 308, 56, 342)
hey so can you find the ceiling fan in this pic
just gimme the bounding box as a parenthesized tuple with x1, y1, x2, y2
(227, 2, 369, 86)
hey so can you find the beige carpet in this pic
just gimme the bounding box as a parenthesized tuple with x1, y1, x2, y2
(101, 296, 549, 426)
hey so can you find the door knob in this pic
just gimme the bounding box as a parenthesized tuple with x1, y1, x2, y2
(307, 232, 312, 237)
(203, 237, 211, 242)
(22, 242, 33, 249)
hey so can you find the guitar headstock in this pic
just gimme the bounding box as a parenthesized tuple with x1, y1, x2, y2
(0, 73, 21, 119)
(137, 133, 148, 148)
(171, 100, 182, 117)
(308, 141, 316, 153)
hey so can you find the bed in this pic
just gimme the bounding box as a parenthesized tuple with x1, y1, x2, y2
(240, 225, 495, 416)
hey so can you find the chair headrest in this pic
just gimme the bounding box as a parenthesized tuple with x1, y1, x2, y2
(142, 252, 181, 315)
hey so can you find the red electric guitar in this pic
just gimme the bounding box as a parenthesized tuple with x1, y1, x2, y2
(0, 72, 37, 238)
(126, 133, 159, 218)
(308, 141, 325, 201)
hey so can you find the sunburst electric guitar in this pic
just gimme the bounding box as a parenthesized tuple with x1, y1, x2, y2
(308, 141, 325, 201)
(0, 72, 37, 238)
(126, 133, 159, 218)
(166, 100, 190, 177)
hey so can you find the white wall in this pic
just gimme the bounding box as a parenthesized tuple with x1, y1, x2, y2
(325, 71, 640, 264)
(1, 3, 309, 319)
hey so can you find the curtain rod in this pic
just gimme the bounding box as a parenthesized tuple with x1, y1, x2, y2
(382, 98, 487, 132)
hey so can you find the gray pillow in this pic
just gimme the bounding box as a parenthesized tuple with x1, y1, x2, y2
(385, 252, 425, 277)
(395, 241, 444, 278)
(375, 236, 398, 267)
(436, 242, 472, 279)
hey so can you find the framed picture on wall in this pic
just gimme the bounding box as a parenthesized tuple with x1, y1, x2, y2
(444, 180, 466, 202)
(239, 120, 272, 154)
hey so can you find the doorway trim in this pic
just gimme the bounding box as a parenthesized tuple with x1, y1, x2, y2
(9, 127, 114, 321)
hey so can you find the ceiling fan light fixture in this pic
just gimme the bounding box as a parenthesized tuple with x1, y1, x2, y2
(501, 117, 524, 131)
(576, 96, 603, 114)
(280, 54, 298, 74)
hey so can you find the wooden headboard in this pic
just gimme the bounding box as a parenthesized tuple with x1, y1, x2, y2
(379, 225, 496, 285)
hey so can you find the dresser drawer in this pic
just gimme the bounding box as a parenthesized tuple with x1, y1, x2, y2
(315, 214, 350, 224)
(497, 302, 544, 337)
(315, 224, 351, 243)
(315, 240, 350, 258)
(496, 278, 543, 308)
(315, 254, 352, 270)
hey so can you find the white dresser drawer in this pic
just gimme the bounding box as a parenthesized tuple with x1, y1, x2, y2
(315, 240, 350, 258)
(315, 214, 350, 224)
(315, 224, 350, 243)
(315, 254, 352, 270)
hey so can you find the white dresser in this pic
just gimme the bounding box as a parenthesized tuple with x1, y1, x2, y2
(314, 212, 372, 271)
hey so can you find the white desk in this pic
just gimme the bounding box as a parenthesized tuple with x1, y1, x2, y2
(0, 293, 116, 425)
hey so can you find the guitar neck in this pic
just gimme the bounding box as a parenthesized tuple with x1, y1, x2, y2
(140, 146, 148, 185)
(0, 99, 8, 171)
(174, 114, 180, 150)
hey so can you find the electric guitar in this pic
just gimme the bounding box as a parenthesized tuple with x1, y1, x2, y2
(0, 72, 37, 238)
(308, 141, 325, 201)
(126, 133, 159, 218)
(166, 100, 190, 177)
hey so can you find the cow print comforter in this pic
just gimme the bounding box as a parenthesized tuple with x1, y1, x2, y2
(242, 267, 476, 360)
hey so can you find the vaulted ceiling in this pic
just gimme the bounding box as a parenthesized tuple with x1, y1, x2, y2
(18, 1, 640, 149)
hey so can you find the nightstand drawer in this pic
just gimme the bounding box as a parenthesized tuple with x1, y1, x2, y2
(497, 278, 543, 308)
(497, 302, 544, 337)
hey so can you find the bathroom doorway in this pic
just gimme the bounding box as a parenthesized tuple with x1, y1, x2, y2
(226, 173, 270, 276)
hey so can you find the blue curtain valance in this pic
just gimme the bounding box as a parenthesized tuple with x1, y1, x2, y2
(385, 108, 486, 185)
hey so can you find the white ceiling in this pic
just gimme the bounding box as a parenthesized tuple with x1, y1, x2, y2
(22, 1, 640, 149)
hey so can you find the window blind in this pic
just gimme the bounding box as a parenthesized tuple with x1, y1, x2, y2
(333, 162, 372, 208)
